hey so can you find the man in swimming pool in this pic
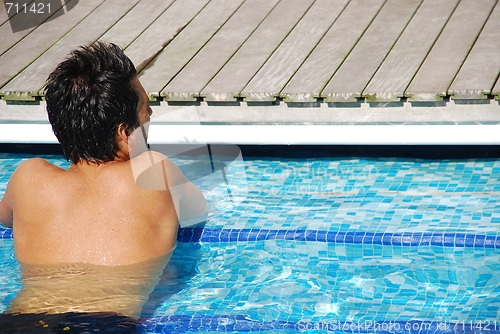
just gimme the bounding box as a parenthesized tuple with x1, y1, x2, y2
(0, 42, 206, 265)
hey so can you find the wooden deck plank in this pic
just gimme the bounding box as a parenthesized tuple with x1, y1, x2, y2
(201, 0, 314, 102)
(448, 1, 500, 99)
(161, 0, 279, 101)
(0, 0, 104, 97)
(1, 0, 139, 99)
(281, 0, 385, 103)
(493, 76, 500, 99)
(0, 0, 63, 56)
(100, 0, 176, 49)
(0, 0, 36, 37)
(406, 0, 498, 101)
(0, 0, 12, 26)
(363, 0, 459, 102)
(137, 0, 244, 98)
(124, 0, 209, 76)
(321, 0, 422, 102)
(240, 0, 349, 102)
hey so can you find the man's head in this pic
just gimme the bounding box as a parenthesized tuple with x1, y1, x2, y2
(45, 41, 141, 164)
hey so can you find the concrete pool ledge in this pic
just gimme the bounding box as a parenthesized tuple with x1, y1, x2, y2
(1, 99, 500, 145)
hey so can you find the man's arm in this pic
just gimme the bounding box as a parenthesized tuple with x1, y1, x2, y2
(0, 185, 13, 228)
(132, 151, 208, 226)
(160, 158, 208, 226)
(0, 158, 50, 228)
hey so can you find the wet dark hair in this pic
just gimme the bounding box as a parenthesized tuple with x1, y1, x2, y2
(45, 41, 140, 164)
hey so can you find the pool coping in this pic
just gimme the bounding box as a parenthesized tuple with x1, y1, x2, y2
(2, 99, 500, 145)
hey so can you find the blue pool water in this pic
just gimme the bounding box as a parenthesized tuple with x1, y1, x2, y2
(1, 148, 500, 333)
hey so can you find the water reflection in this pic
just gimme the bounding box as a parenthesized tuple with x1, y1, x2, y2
(6, 250, 173, 319)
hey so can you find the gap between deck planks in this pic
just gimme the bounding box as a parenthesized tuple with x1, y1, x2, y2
(137, 0, 245, 99)
(321, 0, 422, 102)
(0, 0, 63, 56)
(240, 0, 350, 102)
(0, 0, 105, 98)
(448, 0, 500, 99)
(161, 0, 280, 101)
(100, 0, 176, 51)
(362, 0, 460, 102)
(126, 0, 210, 87)
(1, 0, 140, 99)
(0, 0, 21, 27)
(201, 0, 315, 102)
(405, 0, 498, 101)
(281, 0, 386, 103)
(0, 0, 499, 104)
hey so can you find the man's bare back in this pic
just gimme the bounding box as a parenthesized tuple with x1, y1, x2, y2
(0, 77, 206, 266)
(4, 151, 192, 266)
(0, 42, 207, 319)
(1, 150, 204, 317)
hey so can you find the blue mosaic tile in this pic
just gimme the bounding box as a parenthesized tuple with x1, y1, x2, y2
(138, 315, 500, 333)
(2, 152, 500, 331)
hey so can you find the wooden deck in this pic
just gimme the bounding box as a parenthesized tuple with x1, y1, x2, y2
(0, 0, 499, 105)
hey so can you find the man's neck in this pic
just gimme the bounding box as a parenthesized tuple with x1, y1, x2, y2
(69, 160, 117, 174)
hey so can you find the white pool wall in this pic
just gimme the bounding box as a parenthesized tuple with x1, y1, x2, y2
(1, 99, 500, 145)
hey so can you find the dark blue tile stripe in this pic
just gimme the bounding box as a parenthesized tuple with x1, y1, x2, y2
(139, 315, 500, 334)
(176, 228, 500, 249)
(1, 226, 499, 249)
(0, 228, 12, 239)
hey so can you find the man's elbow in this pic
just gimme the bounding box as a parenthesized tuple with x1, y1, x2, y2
(180, 192, 207, 217)
(178, 192, 208, 228)
(179, 207, 208, 228)
(0, 205, 13, 228)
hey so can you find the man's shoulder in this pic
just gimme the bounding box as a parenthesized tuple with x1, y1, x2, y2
(130, 151, 173, 172)
(13, 158, 57, 179)
(7, 158, 59, 199)
(21, 157, 52, 166)
(132, 151, 169, 163)
(130, 151, 172, 190)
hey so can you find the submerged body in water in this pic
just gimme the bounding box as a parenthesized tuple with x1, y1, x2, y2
(0, 43, 207, 331)
(6, 249, 173, 319)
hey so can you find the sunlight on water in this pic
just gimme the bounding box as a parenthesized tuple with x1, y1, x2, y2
(150, 241, 500, 323)
(1, 153, 500, 331)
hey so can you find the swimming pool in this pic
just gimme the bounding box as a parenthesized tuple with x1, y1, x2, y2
(1, 147, 500, 333)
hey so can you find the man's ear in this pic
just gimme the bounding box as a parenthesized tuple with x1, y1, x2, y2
(117, 124, 129, 142)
